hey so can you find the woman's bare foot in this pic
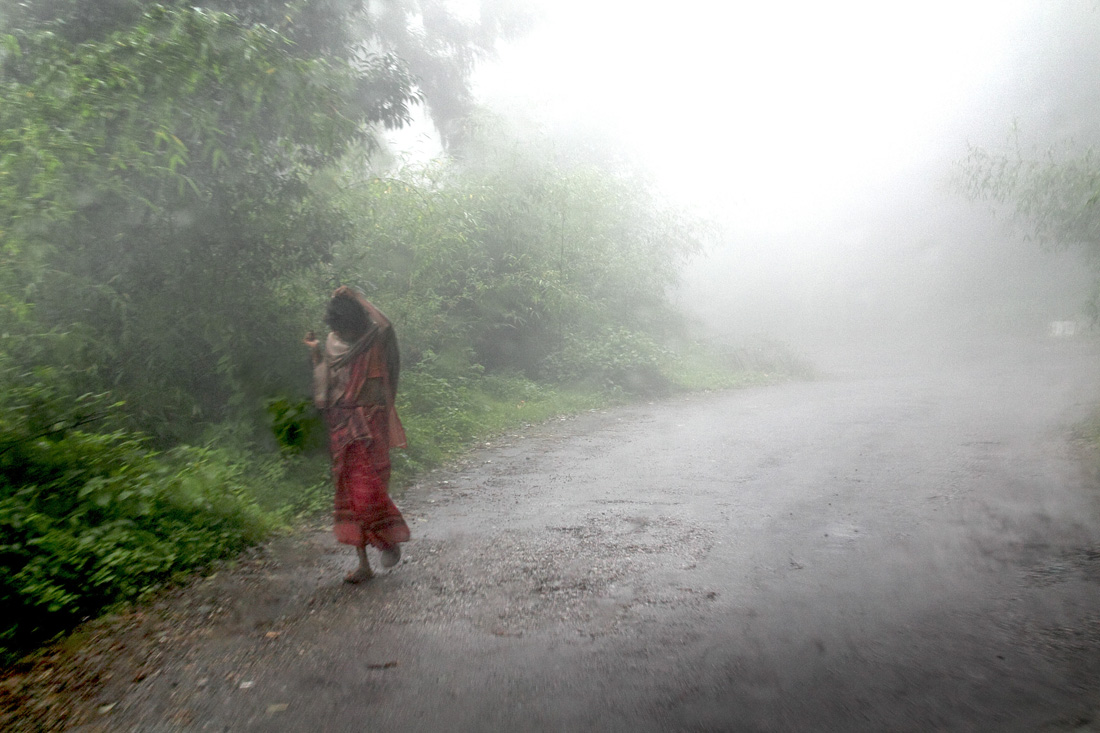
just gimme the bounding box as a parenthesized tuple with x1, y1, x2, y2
(344, 566, 374, 584)
(345, 545, 373, 583)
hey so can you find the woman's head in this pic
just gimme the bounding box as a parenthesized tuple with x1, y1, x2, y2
(325, 290, 370, 340)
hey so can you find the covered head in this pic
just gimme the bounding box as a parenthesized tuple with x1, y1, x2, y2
(316, 286, 404, 447)
(324, 287, 373, 340)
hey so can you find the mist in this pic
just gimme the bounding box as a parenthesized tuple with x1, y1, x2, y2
(678, 174, 1094, 361)
(7, 2, 1100, 727)
(468, 1, 1100, 366)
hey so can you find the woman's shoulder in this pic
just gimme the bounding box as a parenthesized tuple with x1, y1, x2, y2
(325, 331, 351, 357)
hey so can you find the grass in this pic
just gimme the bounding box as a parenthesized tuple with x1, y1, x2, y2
(663, 336, 815, 391)
(392, 372, 614, 489)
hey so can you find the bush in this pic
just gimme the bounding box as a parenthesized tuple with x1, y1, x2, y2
(542, 326, 671, 395)
(265, 396, 326, 456)
(395, 366, 486, 476)
(0, 380, 273, 664)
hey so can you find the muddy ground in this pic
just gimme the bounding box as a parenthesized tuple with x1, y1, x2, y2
(4, 334, 1100, 732)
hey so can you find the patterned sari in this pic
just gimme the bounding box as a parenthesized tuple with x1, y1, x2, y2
(314, 288, 410, 550)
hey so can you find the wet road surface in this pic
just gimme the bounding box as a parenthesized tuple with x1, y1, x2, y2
(71, 336, 1100, 731)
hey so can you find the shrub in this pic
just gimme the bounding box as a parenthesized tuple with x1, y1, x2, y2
(0, 379, 272, 664)
(541, 326, 671, 395)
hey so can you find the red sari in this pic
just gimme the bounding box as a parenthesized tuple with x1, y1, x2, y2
(315, 288, 410, 550)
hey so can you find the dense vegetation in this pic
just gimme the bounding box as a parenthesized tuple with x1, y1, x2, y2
(0, 1, 795, 663)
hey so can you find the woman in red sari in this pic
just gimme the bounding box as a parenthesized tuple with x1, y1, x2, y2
(305, 287, 410, 583)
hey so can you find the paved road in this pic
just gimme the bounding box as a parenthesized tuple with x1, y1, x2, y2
(73, 335, 1100, 732)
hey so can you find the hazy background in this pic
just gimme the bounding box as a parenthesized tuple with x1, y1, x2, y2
(394, 1, 1100, 359)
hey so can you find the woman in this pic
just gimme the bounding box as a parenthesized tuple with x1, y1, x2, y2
(305, 286, 410, 583)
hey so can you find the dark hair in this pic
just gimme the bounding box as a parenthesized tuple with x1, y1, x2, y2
(324, 292, 370, 339)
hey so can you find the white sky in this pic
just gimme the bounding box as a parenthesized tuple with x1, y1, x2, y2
(472, 0, 1035, 233)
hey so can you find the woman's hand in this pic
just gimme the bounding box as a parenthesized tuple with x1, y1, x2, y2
(304, 331, 322, 364)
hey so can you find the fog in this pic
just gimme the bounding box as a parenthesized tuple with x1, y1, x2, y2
(463, 1, 1100, 363)
(11, 5, 1100, 726)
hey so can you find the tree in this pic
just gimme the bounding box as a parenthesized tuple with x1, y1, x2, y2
(0, 1, 528, 441)
(958, 5, 1100, 315)
(356, 0, 532, 152)
(0, 6, 417, 442)
(331, 119, 705, 389)
(0, 0, 532, 150)
(962, 141, 1100, 256)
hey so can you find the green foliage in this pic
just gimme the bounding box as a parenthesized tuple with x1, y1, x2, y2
(359, 0, 534, 150)
(0, 0, 532, 152)
(662, 337, 814, 391)
(265, 396, 325, 456)
(397, 369, 483, 472)
(0, 372, 272, 663)
(0, 6, 419, 444)
(330, 124, 706, 393)
(543, 327, 669, 393)
(961, 137, 1100, 317)
(391, 365, 610, 484)
(961, 140, 1100, 254)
